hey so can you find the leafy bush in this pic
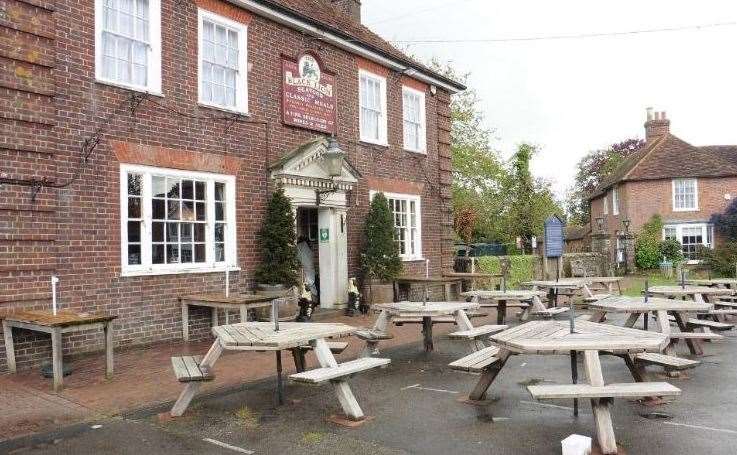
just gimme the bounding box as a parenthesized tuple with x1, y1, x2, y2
(254, 189, 300, 286)
(477, 255, 536, 287)
(635, 215, 663, 270)
(361, 193, 402, 282)
(659, 238, 684, 265)
(711, 199, 737, 241)
(702, 241, 737, 277)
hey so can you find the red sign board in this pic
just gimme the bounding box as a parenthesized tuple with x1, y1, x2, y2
(282, 53, 336, 134)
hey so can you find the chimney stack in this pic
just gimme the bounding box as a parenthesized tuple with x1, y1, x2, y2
(332, 0, 361, 23)
(644, 107, 670, 142)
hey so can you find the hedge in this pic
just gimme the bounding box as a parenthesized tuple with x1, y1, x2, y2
(477, 255, 536, 288)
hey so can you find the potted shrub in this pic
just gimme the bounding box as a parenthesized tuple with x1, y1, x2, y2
(254, 189, 300, 318)
(361, 193, 402, 305)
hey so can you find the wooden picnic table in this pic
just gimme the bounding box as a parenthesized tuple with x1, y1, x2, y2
(522, 279, 606, 304)
(462, 320, 674, 454)
(647, 285, 733, 303)
(588, 295, 714, 356)
(686, 278, 737, 289)
(442, 272, 500, 291)
(585, 276, 624, 294)
(393, 276, 463, 302)
(1, 310, 116, 392)
(170, 321, 388, 421)
(179, 292, 287, 341)
(460, 289, 554, 324)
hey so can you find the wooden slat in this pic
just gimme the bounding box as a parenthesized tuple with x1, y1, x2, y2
(448, 324, 508, 339)
(449, 346, 500, 372)
(668, 332, 724, 340)
(528, 382, 681, 399)
(289, 357, 390, 384)
(686, 319, 734, 330)
(634, 353, 700, 370)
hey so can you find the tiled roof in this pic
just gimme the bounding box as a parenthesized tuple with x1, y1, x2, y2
(251, 0, 465, 91)
(590, 134, 737, 199)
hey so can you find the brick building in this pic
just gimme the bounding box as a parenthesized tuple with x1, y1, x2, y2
(589, 109, 737, 266)
(0, 0, 465, 372)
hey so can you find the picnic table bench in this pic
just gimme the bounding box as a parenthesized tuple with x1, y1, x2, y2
(2, 310, 116, 392)
(460, 289, 563, 324)
(442, 272, 500, 291)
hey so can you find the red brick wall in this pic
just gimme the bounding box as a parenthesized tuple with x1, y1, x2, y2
(0, 0, 454, 372)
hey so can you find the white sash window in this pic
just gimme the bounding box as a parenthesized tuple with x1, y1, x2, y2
(359, 70, 387, 145)
(402, 86, 426, 153)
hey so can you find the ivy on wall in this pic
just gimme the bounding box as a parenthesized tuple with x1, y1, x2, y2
(477, 255, 536, 288)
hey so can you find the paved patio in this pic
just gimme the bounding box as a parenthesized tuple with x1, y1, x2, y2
(1, 309, 736, 454)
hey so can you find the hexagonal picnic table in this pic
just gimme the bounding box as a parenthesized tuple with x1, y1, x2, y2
(460, 289, 549, 324)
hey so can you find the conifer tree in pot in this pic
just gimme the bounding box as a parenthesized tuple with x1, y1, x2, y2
(254, 188, 300, 293)
(361, 193, 403, 305)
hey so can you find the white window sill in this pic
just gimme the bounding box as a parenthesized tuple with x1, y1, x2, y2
(95, 78, 164, 97)
(673, 208, 699, 212)
(404, 148, 427, 155)
(401, 257, 426, 263)
(121, 265, 240, 277)
(198, 102, 250, 116)
(359, 138, 389, 147)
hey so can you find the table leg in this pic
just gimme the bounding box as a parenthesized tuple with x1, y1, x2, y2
(497, 300, 507, 325)
(211, 307, 219, 328)
(51, 328, 63, 392)
(444, 283, 451, 301)
(589, 311, 606, 323)
(570, 350, 578, 417)
(181, 302, 189, 342)
(583, 284, 595, 299)
(275, 351, 284, 406)
(171, 340, 224, 417)
(422, 317, 434, 352)
(672, 312, 703, 356)
(2, 321, 16, 373)
(104, 322, 114, 379)
(469, 349, 511, 401)
(454, 310, 484, 351)
(583, 350, 617, 454)
(313, 338, 364, 420)
(291, 348, 306, 373)
(240, 305, 249, 322)
(624, 313, 640, 328)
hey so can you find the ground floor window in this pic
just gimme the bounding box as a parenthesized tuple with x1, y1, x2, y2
(663, 223, 713, 262)
(120, 164, 236, 276)
(371, 191, 422, 261)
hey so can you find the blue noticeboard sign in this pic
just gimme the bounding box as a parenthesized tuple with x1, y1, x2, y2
(544, 215, 565, 258)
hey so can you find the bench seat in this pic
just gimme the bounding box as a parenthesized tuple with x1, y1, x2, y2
(298, 341, 349, 354)
(289, 357, 390, 384)
(478, 302, 529, 308)
(527, 382, 681, 400)
(686, 319, 734, 331)
(449, 346, 500, 373)
(634, 353, 700, 370)
(584, 294, 611, 303)
(708, 309, 737, 315)
(448, 324, 507, 340)
(532, 307, 569, 316)
(392, 316, 456, 325)
(669, 332, 724, 340)
(171, 355, 214, 383)
(575, 314, 593, 321)
(715, 301, 737, 308)
(355, 329, 393, 341)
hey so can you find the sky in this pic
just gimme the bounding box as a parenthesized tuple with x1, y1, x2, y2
(361, 0, 737, 198)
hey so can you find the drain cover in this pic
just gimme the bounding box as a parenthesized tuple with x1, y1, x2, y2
(640, 412, 672, 420)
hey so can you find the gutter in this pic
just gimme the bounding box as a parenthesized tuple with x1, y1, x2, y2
(226, 0, 466, 94)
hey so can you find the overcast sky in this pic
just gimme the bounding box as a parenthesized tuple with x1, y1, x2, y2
(361, 0, 737, 198)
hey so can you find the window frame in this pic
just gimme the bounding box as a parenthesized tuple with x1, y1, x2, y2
(662, 223, 713, 263)
(358, 69, 388, 146)
(197, 8, 249, 114)
(602, 194, 609, 215)
(672, 178, 699, 212)
(119, 164, 238, 277)
(94, 0, 162, 94)
(612, 186, 619, 216)
(369, 191, 423, 261)
(402, 86, 427, 153)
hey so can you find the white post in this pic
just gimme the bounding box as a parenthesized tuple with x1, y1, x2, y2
(51, 275, 60, 315)
(225, 267, 230, 298)
(425, 259, 429, 278)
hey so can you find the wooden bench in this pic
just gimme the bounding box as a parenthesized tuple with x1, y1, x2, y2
(448, 325, 507, 340)
(527, 382, 681, 400)
(531, 307, 569, 317)
(634, 353, 700, 370)
(290, 357, 390, 384)
(669, 332, 724, 340)
(449, 346, 500, 373)
(584, 294, 612, 303)
(576, 314, 593, 321)
(298, 341, 349, 354)
(686, 319, 734, 331)
(392, 316, 456, 325)
(709, 309, 737, 316)
(171, 355, 215, 383)
(715, 301, 737, 308)
(356, 329, 393, 357)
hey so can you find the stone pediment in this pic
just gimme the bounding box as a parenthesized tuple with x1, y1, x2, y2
(270, 137, 360, 191)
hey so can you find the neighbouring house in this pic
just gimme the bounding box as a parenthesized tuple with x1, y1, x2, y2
(564, 225, 591, 253)
(589, 108, 737, 266)
(0, 0, 465, 373)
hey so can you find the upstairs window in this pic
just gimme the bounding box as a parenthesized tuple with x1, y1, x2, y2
(402, 86, 426, 153)
(198, 9, 248, 113)
(673, 178, 698, 211)
(602, 194, 609, 215)
(359, 70, 387, 145)
(121, 164, 236, 276)
(612, 187, 619, 215)
(96, 0, 161, 92)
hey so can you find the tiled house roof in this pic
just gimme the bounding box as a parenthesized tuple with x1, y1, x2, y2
(590, 134, 737, 199)
(251, 0, 466, 91)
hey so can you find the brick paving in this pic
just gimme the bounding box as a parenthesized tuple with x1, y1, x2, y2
(0, 309, 487, 442)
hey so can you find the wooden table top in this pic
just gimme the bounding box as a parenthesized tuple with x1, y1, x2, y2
(180, 293, 287, 305)
(687, 279, 737, 286)
(648, 286, 734, 296)
(490, 320, 668, 354)
(585, 276, 623, 283)
(394, 276, 463, 284)
(588, 295, 712, 313)
(443, 272, 501, 279)
(460, 289, 546, 300)
(523, 279, 589, 289)
(1, 310, 116, 327)
(374, 301, 479, 317)
(213, 322, 356, 349)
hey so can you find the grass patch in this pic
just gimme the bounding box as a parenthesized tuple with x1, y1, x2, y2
(233, 406, 260, 429)
(302, 432, 324, 444)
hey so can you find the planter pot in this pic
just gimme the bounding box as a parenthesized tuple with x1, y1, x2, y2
(255, 284, 299, 321)
(362, 279, 395, 306)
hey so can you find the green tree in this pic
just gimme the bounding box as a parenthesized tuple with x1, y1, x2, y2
(361, 193, 402, 281)
(634, 215, 664, 270)
(254, 189, 300, 286)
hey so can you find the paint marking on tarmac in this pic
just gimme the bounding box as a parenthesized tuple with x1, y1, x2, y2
(203, 438, 255, 454)
(401, 384, 459, 394)
(520, 400, 574, 411)
(660, 421, 737, 435)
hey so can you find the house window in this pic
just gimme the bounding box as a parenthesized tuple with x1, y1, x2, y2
(673, 179, 698, 211)
(96, 0, 161, 93)
(663, 223, 713, 262)
(612, 187, 619, 216)
(370, 192, 422, 260)
(198, 9, 248, 113)
(120, 164, 236, 276)
(602, 195, 609, 215)
(402, 86, 426, 153)
(298, 208, 318, 242)
(359, 70, 387, 145)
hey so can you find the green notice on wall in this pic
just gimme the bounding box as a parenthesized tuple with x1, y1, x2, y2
(319, 228, 330, 243)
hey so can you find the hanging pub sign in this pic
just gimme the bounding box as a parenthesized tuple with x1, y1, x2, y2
(282, 53, 336, 134)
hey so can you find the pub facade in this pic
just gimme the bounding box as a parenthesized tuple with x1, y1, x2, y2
(0, 0, 464, 372)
